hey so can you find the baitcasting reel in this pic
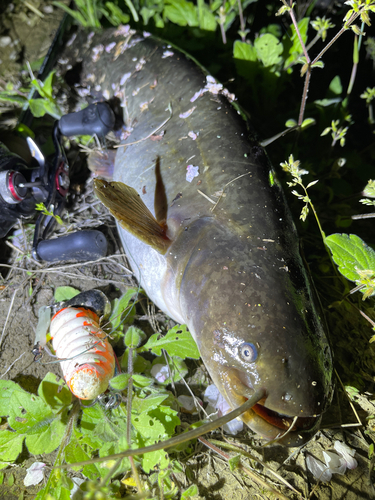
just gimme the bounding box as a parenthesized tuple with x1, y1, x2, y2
(0, 102, 115, 262)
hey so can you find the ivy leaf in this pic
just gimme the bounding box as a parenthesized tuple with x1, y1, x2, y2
(325, 233, 375, 297)
(254, 34, 283, 67)
(138, 325, 200, 359)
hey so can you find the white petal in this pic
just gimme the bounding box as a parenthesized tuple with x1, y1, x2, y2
(323, 451, 346, 475)
(306, 455, 332, 482)
(334, 441, 358, 470)
(23, 462, 46, 486)
(203, 384, 220, 406)
(223, 417, 243, 435)
(150, 364, 169, 383)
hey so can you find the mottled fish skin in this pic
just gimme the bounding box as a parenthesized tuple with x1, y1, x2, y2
(58, 27, 333, 445)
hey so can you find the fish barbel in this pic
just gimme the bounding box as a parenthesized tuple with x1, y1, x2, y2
(60, 26, 333, 445)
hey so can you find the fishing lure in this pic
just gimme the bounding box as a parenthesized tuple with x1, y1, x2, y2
(50, 306, 116, 400)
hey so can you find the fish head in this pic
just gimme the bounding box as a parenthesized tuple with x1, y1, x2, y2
(198, 317, 332, 445)
(179, 221, 333, 446)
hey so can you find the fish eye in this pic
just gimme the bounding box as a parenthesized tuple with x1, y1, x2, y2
(240, 343, 257, 362)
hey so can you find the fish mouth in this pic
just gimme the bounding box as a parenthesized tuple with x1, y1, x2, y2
(221, 368, 321, 445)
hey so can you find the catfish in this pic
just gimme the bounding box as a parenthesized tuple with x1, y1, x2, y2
(59, 26, 333, 445)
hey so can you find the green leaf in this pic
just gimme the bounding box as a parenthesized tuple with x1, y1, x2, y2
(28, 98, 61, 119)
(132, 394, 169, 414)
(325, 233, 375, 295)
(64, 438, 100, 479)
(254, 34, 283, 67)
(138, 325, 200, 359)
(164, 0, 198, 27)
(0, 431, 24, 462)
(233, 40, 257, 61)
(40, 71, 55, 99)
(197, 0, 216, 31)
(133, 374, 154, 388)
(181, 484, 199, 499)
(80, 405, 127, 443)
(363, 179, 375, 198)
(329, 75, 343, 95)
(314, 97, 342, 107)
(301, 117, 316, 129)
(38, 372, 72, 411)
(109, 373, 131, 391)
(124, 326, 146, 348)
(54, 286, 80, 302)
(285, 119, 297, 128)
(142, 449, 170, 474)
(228, 454, 241, 471)
(0, 92, 27, 105)
(283, 17, 310, 68)
(132, 406, 179, 441)
(110, 288, 138, 331)
(0, 380, 66, 456)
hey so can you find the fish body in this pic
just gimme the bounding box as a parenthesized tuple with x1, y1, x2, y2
(60, 27, 333, 444)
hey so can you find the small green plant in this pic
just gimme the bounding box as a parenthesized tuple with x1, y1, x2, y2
(35, 203, 64, 225)
(0, 68, 61, 119)
(0, 287, 201, 498)
(280, 154, 321, 227)
(321, 119, 350, 147)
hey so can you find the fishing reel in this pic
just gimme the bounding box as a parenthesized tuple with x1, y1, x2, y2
(0, 102, 115, 262)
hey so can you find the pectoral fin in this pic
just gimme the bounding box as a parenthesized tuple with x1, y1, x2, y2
(94, 178, 171, 254)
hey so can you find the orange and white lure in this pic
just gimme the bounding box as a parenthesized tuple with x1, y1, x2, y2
(50, 307, 116, 400)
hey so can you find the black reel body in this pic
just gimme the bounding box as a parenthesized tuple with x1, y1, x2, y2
(0, 103, 115, 262)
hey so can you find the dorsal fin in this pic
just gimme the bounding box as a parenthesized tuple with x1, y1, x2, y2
(94, 179, 171, 255)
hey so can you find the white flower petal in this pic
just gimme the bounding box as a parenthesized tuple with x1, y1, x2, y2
(306, 455, 332, 482)
(323, 451, 346, 475)
(334, 441, 358, 470)
(203, 384, 221, 406)
(151, 364, 169, 383)
(203, 384, 243, 434)
(23, 462, 46, 486)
